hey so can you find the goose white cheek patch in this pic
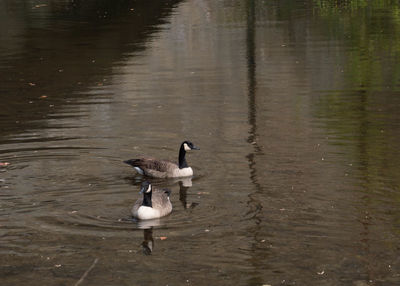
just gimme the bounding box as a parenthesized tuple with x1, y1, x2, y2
(184, 143, 191, 151)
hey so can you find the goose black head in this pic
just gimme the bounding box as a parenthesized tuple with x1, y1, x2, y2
(140, 181, 152, 207)
(140, 181, 152, 194)
(182, 141, 200, 151)
(178, 141, 199, 169)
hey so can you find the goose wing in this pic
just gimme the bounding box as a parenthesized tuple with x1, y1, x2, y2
(124, 158, 177, 177)
(131, 197, 143, 217)
(151, 188, 172, 217)
(131, 188, 172, 218)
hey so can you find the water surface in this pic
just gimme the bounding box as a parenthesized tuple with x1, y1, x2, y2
(1, 0, 400, 285)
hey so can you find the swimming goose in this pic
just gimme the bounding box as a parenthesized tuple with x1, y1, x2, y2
(124, 141, 200, 178)
(132, 181, 172, 220)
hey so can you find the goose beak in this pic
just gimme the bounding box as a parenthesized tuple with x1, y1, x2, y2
(192, 145, 200, 150)
(139, 186, 146, 194)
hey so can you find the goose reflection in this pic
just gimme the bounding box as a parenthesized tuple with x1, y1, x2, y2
(178, 178, 199, 209)
(134, 218, 160, 255)
(136, 218, 161, 229)
(142, 228, 155, 255)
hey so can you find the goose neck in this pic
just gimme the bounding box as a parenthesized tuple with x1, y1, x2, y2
(142, 191, 152, 207)
(178, 145, 188, 169)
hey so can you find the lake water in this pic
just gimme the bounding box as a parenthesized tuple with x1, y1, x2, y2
(1, 0, 400, 285)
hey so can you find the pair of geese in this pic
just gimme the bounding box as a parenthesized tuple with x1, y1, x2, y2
(124, 141, 199, 220)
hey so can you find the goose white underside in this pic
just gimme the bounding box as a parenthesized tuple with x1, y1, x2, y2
(136, 206, 161, 220)
(133, 166, 193, 178)
(172, 167, 193, 178)
(134, 167, 144, 175)
(137, 218, 161, 229)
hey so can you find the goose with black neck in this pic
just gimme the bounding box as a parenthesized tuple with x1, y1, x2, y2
(124, 140, 200, 178)
(132, 181, 172, 220)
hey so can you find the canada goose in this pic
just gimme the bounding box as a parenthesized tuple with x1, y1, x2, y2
(124, 141, 200, 178)
(132, 181, 172, 220)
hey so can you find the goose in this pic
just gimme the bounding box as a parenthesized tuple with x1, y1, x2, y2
(132, 181, 172, 220)
(124, 141, 200, 178)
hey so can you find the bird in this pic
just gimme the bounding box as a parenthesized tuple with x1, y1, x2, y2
(124, 140, 200, 178)
(132, 181, 172, 220)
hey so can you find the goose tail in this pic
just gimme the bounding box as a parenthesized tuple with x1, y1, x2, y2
(123, 159, 140, 167)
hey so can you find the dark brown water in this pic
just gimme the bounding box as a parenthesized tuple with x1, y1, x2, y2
(2, 0, 400, 285)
